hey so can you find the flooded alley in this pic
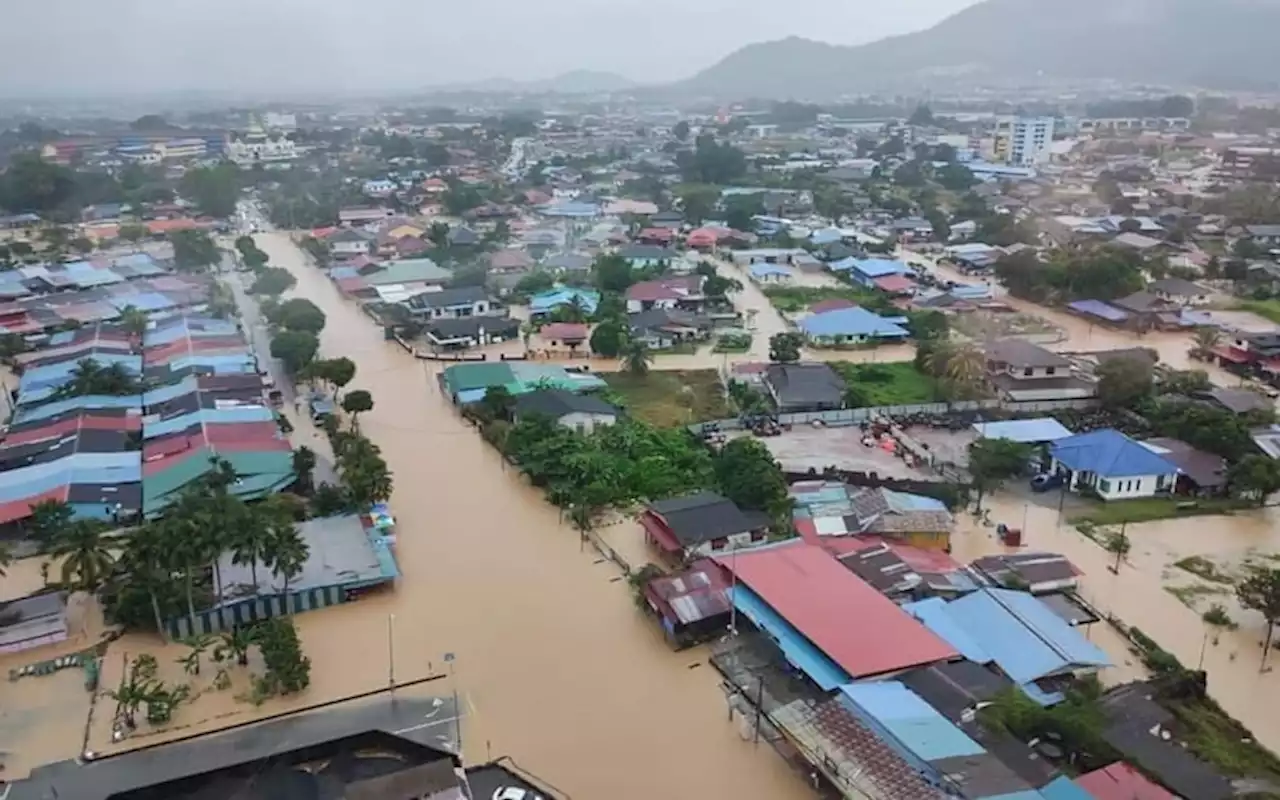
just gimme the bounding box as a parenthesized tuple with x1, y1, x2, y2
(239, 232, 813, 799)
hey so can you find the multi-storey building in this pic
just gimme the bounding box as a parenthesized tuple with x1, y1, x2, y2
(994, 116, 1055, 166)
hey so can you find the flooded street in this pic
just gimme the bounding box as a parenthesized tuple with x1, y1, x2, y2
(236, 232, 812, 798)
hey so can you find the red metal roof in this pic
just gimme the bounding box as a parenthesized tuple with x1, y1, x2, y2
(539, 323, 589, 342)
(2, 413, 139, 447)
(1075, 762, 1176, 800)
(718, 542, 957, 678)
(873, 275, 917, 294)
(0, 487, 70, 525)
(205, 422, 284, 445)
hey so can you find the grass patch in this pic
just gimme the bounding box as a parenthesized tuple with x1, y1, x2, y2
(1239, 299, 1280, 326)
(1173, 697, 1280, 783)
(712, 333, 753, 353)
(1165, 583, 1227, 608)
(762, 285, 879, 313)
(1067, 496, 1251, 526)
(602, 370, 730, 428)
(829, 361, 943, 407)
(1174, 555, 1236, 585)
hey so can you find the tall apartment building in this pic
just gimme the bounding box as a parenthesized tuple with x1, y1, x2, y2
(994, 116, 1055, 166)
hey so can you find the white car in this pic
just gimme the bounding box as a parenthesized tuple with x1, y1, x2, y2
(493, 789, 545, 800)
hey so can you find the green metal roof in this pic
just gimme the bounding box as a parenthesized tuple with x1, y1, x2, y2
(441, 362, 517, 395)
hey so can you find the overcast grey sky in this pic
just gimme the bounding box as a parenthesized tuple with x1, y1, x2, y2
(0, 0, 976, 95)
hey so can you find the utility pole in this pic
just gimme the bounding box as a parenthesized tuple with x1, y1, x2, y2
(387, 614, 396, 700)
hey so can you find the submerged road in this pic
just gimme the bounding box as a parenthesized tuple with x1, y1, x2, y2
(252, 231, 811, 799)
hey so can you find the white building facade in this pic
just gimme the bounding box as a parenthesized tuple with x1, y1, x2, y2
(995, 116, 1056, 166)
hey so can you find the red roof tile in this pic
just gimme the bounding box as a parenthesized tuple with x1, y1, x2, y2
(146, 218, 201, 235)
(717, 542, 957, 678)
(1075, 763, 1176, 800)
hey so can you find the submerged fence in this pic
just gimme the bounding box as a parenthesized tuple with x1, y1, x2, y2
(688, 397, 1096, 436)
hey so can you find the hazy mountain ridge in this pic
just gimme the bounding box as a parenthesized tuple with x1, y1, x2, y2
(675, 0, 1280, 98)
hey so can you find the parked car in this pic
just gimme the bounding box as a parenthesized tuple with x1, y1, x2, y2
(1030, 472, 1065, 493)
(493, 789, 546, 800)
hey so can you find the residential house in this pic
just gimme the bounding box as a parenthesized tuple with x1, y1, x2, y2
(628, 308, 712, 350)
(406, 286, 501, 320)
(513, 388, 619, 433)
(542, 253, 593, 274)
(1243, 224, 1280, 248)
(649, 210, 684, 229)
(618, 244, 678, 269)
(639, 491, 770, 563)
(1148, 277, 1210, 306)
(1109, 291, 1182, 329)
(338, 207, 394, 226)
(625, 275, 705, 314)
(327, 228, 373, 259)
(447, 226, 479, 247)
(422, 316, 520, 351)
(635, 227, 676, 246)
(747, 263, 792, 285)
(685, 228, 721, 251)
(792, 482, 956, 551)
(1140, 437, 1227, 496)
(361, 258, 452, 296)
(762, 362, 847, 412)
(984, 340, 1094, 402)
(537, 322, 589, 354)
(799, 306, 910, 346)
(488, 249, 534, 274)
(832, 257, 912, 288)
(640, 560, 733, 649)
(528, 288, 600, 319)
(969, 552, 1081, 595)
(1049, 429, 1179, 501)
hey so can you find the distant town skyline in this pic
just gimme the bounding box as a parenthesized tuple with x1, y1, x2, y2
(0, 0, 978, 96)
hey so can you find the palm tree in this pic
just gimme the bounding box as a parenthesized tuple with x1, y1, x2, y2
(563, 295, 588, 323)
(621, 339, 653, 377)
(177, 634, 213, 676)
(107, 680, 150, 729)
(50, 521, 116, 592)
(266, 525, 310, 615)
(29, 498, 73, 548)
(120, 522, 174, 638)
(291, 446, 317, 494)
(943, 343, 986, 397)
(1192, 326, 1221, 359)
(214, 627, 255, 666)
(118, 305, 149, 340)
(232, 498, 293, 593)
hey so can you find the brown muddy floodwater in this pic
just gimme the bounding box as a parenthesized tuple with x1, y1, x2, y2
(237, 232, 811, 798)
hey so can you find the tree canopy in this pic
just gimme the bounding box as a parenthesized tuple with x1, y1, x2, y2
(676, 135, 747, 185)
(179, 164, 242, 218)
(170, 229, 220, 272)
(968, 438, 1033, 511)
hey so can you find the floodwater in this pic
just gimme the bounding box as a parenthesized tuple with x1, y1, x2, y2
(163, 232, 806, 798)
(7, 234, 1280, 785)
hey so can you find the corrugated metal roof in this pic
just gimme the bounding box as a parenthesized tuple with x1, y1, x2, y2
(720, 542, 957, 679)
(839, 681, 985, 762)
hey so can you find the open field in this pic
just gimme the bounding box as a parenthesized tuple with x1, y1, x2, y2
(602, 370, 731, 427)
(830, 360, 943, 407)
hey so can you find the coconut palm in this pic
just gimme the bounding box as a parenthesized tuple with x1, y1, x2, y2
(232, 498, 293, 593)
(118, 305, 149, 340)
(621, 338, 653, 377)
(291, 446, 317, 494)
(50, 521, 116, 592)
(942, 342, 986, 398)
(1192, 326, 1221, 358)
(266, 525, 310, 614)
(119, 522, 174, 637)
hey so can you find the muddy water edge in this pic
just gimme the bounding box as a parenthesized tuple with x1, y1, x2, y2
(255, 233, 810, 799)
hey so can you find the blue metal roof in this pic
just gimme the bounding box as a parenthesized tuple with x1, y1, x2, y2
(799, 307, 909, 338)
(748, 263, 791, 278)
(529, 288, 600, 315)
(1051, 428, 1178, 479)
(1036, 776, 1094, 800)
(730, 585, 852, 691)
(110, 291, 176, 312)
(143, 406, 275, 439)
(920, 589, 1111, 688)
(142, 376, 199, 406)
(973, 418, 1074, 444)
(1067, 299, 1127, 322)
(850, 258, 910, 278)
(12, 394, 140, 425)
(839, 681, 985, 762)
(903, 597, 994, 665)
(828, 256, 858, 272)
